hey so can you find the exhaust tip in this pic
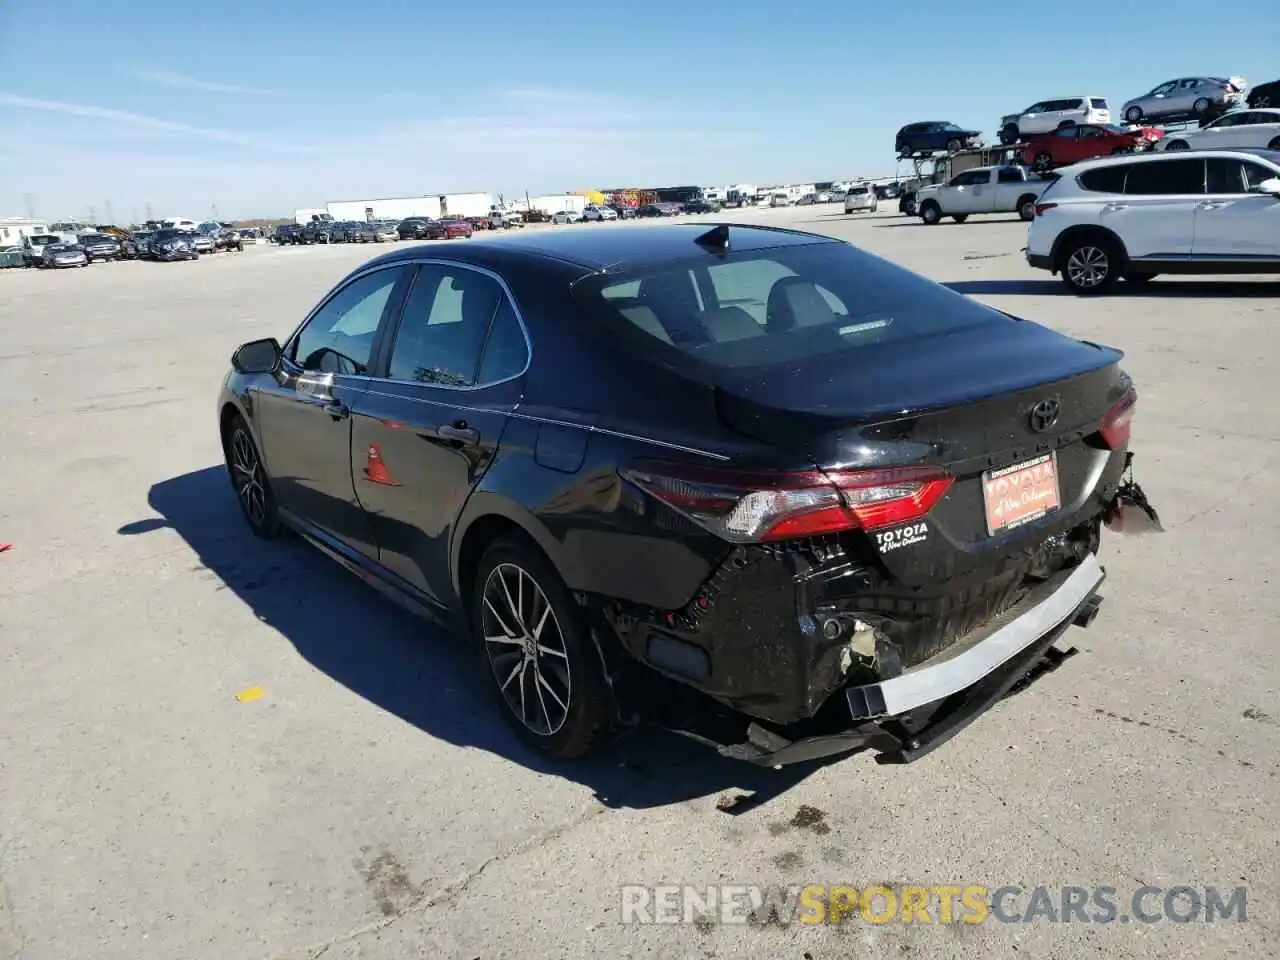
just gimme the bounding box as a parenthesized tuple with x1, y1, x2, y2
(1073, 595, 1103, 629)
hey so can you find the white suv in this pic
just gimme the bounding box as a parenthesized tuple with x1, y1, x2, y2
(999, 97, 1111, 144)
(1025, 149, 1280, 294)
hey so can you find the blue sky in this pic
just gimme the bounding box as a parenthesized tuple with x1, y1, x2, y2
(1, 0, 1276, 220)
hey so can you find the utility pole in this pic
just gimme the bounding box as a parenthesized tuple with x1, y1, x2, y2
(23, 193, 36, 220)
(104, 201, 114, 225)
(144, 202, 153, 223)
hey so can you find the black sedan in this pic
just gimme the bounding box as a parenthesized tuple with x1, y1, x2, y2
(148, 228, 198, 261)
(218, 223, 1158, 765)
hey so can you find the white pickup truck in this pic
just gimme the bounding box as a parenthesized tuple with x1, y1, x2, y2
(488, 207, 524, 230)
(914, 165, 1051, 225)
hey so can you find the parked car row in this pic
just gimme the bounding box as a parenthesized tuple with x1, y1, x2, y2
(12, 224, 246, 268)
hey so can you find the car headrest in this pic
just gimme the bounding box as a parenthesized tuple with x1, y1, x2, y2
(700, 305, 765, 342)
(765, 276, 836, 334)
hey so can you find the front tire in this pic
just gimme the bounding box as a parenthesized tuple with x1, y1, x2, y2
(1164, 140, 1189, 151)
(945, 137, 962, 153)
(920, 201, 942, 225)
(1033, 151, 1053, 172)
(1060, 236, 1119, 295)
(225, 414, 281, 538)
(1268, 136, 1280, 150)
(1193, 97, 1210, 114)
(472, 537, 614, 758)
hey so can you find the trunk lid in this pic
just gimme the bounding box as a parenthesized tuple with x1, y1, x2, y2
(713, 323, 1125, 581)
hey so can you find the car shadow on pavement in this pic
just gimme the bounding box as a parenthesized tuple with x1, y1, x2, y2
(874, 218, 1017, 228)
(945, 279, 1280, 297)
(120, 466, 840, 811)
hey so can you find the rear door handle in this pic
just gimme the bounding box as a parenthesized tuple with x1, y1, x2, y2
(325, 399, 349, 420)
(438, 423, 479, 444)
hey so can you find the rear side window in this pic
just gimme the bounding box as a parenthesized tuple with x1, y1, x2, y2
(573, 242, 1009, 371)
(1090, 98, 1108, 109)
(1078, 165, 1129, 193)
(1060, 98, 1083, 110)
(997, 167, 1024, 183)
(1124, 158, 1204, 195)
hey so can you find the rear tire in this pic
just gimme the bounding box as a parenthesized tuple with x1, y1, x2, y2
(1059, 235, 1120, 295)
(1164, 140, 1189, 151)
(1268, 137, 1280, 150)
(1033, 151, 1053, 172)
(1017, 195, 1038, 222)
(1193, 97, 1210, 113)
(224, 413, 282, 538)
(471, 536, 614, 759)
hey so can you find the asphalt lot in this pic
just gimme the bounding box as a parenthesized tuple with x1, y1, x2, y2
(1, 208, 1277, 960)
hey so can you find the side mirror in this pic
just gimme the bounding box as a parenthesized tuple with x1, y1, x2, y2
(231, 337, 282, 375)
(1253, 177, 1280, 198)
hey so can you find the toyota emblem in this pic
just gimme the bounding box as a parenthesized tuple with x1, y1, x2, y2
(1029, 398, 1061, 433)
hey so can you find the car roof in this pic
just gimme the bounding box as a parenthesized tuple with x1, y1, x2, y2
(1057, 147, 1280, 174)
(370, 222, 835, 271)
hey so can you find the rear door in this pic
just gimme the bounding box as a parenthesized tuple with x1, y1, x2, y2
(348, 262, 528, 604)
(1111, 157, 1204, 258)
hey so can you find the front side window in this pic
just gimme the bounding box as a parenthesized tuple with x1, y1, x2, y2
(1055, 127, 1079, 138)
(1123, 158, 1204, 195)
(1151, 81, 1176, 96)
(386, 266, 505, 386)
(292, 266, 406, 374)
(1206, 157, 1279, 193)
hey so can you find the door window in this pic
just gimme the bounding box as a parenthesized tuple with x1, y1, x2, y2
(1206, 157, 1278, 193)
(1078, 126, 1105, 139)
(1207, 112, 1247, 128)
(950, 169, 988, 187)
(1151, 81, 1177, 96)
(386, 266, 505, 386)
(476, 298, 529, 384)
(1123, 159, 1204, 195)
(997, 167, 1024, 183)
(291, 266, 406, 374)
(1054, 127, 1080, 138)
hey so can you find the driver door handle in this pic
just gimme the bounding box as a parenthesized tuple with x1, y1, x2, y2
(438, 422, 479, 444)
(325, 399, 349, 420)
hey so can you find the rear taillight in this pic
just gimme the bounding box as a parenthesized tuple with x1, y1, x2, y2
(621, 461, 954, 542)
(1099, 387, 1137, 450)
(1034, 202, 1058, 217)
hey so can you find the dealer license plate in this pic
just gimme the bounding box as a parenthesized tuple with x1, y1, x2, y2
(983, 453, 1061, 535)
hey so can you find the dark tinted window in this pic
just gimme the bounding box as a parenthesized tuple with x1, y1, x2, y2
(1078, 126, 1105, 139)
(574, 242, 1010, 371)
(1206, 157, 1277, 193)
(476, 299, 528, 383)
(386, 266, 503, 386)
(292, 266, 406, 374)
(1054, 127, 1078, 138)
(951, 169, 988, 186)
(1078, 165, 1129, 193)
(997, 167, 1024, 183)
(1124, 158, 1204, 194)
(1090, 98, 1108, 109)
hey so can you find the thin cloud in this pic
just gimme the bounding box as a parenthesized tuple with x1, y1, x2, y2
(133, 69, 284, 97)
(0, 92, 297, 151)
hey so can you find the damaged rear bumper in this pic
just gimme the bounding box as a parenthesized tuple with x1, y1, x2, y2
(705, 554, 1105, 767)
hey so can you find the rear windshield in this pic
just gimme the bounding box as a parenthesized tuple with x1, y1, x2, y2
(848, 185, 870, 194)
(573, 241, 1007, 371)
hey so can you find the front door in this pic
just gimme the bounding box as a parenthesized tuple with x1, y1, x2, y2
(1194, 157, 1280, 260)
(254, 264, 412, 558)
(349, 263, 529, 604)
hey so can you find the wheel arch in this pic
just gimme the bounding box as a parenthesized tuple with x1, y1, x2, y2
(1050, 224, 1129, 274)
(451, 493, 584, 622)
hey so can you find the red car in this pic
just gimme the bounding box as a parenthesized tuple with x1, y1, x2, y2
(425, 219, 474, 240)
(1023, 123, 1164, 172)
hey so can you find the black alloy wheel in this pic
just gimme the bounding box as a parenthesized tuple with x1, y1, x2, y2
(226, 415, 281, 538)
(473, 537, 614, 758)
